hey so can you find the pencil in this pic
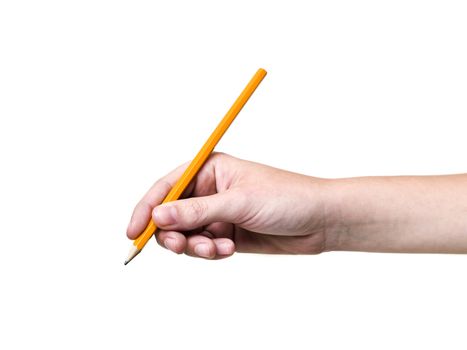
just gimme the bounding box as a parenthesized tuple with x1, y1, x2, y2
(124, 68, 267, 265)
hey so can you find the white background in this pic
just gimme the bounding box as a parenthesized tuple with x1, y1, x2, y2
(1, 1, 466, 349)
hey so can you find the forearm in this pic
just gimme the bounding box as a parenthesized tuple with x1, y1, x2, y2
(323, 174, 467, 253)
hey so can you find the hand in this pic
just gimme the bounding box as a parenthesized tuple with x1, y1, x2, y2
(127, 153, 328, 259)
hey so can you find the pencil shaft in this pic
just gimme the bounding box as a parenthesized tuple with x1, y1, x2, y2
(130, 68, 267, 254)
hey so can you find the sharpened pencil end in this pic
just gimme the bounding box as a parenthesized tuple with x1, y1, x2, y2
(124, 260, 129, 266)
(124, 245, 141, 266)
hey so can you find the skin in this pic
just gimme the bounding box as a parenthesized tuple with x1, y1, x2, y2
(127, 153, 467, 259)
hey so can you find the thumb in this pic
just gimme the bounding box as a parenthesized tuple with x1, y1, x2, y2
(152, 191, 243, 231)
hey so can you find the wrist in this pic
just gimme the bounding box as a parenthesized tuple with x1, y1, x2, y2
(320, 177, 375, 252)
(320, 176, 409, 253)
(319, 179, 345, 252)
(303, 176, 347, 252)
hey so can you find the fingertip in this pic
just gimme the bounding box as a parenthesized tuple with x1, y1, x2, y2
(157, 231, 187, 254)
(126, 222, 140, 240)
(127, 201, 153, 239)
(164, 238, 178, 253)
(166, 237, 186, 254)
(214, 238, 235, 256)
(186, 234, 217, 259)
(152, 204, 177, 228)
(194, 242, 217, 259)
(126, 231, 138, 240)
(126, 215, 147, 240)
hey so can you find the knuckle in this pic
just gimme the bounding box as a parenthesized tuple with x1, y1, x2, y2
(183, 199, 208, 225)
(230, 189, 256, 224)
(210, 151, 229, 163)
(211, 151, 225, 158)
(155, 179, 172, 193)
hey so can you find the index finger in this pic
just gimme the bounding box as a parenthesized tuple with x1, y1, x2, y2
(126, 161, 189, 239)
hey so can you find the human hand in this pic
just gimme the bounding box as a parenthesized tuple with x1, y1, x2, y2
(127, 153, 328, 259)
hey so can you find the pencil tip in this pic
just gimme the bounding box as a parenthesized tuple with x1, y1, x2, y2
(125, 246, 141, 266)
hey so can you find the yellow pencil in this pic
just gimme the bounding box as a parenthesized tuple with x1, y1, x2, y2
(125, 68, 267, 265)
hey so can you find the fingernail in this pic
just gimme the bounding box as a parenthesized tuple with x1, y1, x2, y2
(217, 241, 234, 255)
(194, 243, 210, 258)
(154, 205, 176, 226)
(164, 238, 176, 251)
